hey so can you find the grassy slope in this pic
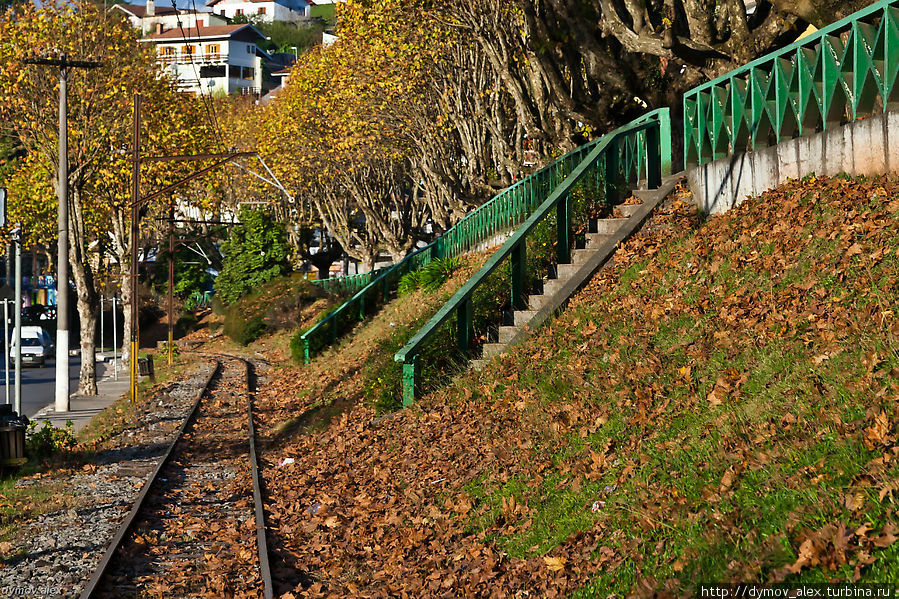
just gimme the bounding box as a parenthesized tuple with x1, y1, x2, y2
(259, 176, 899, 597)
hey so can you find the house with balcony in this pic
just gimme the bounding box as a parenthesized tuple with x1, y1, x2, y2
(140, 24, 270, 95)
(110, 0, 229, 36)
(205, 0, 312, 23)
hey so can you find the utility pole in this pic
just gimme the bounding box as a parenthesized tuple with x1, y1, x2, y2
(23, 54, 101, 413)
(12, 226, 21, 416)
(128, 93, 254, 403)
(130, 94, 141, 403)
(167, 201, 174, 365)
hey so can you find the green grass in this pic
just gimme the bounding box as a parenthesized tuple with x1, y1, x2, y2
(456, 176, 899, 591)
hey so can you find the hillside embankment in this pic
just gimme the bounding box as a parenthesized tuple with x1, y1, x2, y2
(255, 175, 899, 596)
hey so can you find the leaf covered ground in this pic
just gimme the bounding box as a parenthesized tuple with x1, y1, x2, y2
(257, 175, 899, 597)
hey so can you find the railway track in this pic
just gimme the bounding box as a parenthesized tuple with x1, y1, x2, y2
(80, 355, 273, 599)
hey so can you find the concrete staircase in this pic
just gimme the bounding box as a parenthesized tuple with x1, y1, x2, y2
(471, 174, 684, 370)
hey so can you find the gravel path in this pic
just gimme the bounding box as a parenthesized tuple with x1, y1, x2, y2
(0, 363, 215, 599)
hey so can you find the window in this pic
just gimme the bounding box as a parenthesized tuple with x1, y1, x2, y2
(247, 44, 252, 53)
(206, 43, 220, 57)
(258, 6, 266, 14)
(235, 8, 243, 15)
(242, 66, 254, 80)
(181, 44, 195, 55)
(160, 46, 175, 56)
(199, 65, 226, 78)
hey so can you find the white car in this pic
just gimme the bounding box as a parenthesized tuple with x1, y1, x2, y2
(9, 326, 55, 368)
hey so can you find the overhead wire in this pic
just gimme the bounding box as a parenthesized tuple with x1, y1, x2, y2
(170, 0, 227, 151)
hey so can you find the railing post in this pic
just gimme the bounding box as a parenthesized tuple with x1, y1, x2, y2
(605, 138, 619, 204)
(402, 355, 417, 407)
(433, 239, 443, 260)
(304, 337, 311, 365)
(359, 293, 366, 321)
(511, 242, 526, 310)
(556, 194, 571, 264)
(646, 123, 662, 189)
(658, 109, 672, 177)
(457, 296, 472, 355)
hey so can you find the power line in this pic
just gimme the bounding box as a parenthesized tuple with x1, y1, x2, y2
(169, 0, 227, 151)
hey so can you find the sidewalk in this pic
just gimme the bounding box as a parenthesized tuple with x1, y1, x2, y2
(31, 355, 134, 433)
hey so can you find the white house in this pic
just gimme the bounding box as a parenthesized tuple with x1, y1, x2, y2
(110, 0, 229, 36)
(205, 0, 312, 23)
(140, 24, 270, 95)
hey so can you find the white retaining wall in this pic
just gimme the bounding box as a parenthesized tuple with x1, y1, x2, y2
(687, 110, 899, 214)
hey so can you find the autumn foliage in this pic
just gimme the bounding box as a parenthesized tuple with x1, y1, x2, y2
(253, 175, 899, 595)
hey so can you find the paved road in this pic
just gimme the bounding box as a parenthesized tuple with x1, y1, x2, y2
(0, 355, 81, 418)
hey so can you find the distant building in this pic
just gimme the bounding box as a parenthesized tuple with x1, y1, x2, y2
(205, 0, 311, 23)
(109, 0, 228, 36)
(139, 24, 270, 95)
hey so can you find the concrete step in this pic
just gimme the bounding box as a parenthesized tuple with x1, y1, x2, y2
(542, 278, 566, 296)
(585, 233, 614, 248)
(513, 310, 538, 326)
(632, 188, 660, 200)
(615, 203, 643, 218)
(594, 218, 629, 235)
(528, 293, 549, 311)
(482, 343, 506, 358)
(557, 262, 580, 278)
(471, 359, 489, 371)
(498, 325, 519, 343)
(572, 248, 592, 264)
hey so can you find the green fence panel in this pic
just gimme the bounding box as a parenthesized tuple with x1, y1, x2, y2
(395, 109, 671, 405)
(684, 0, 899, 168)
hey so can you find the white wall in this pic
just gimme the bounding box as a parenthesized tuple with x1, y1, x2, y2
(686, 111, 899, 214)
(213, 1, 306, 22)
(155, 37, 260, 95)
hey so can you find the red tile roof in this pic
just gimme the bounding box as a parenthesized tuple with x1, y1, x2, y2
(145, 24, 265, 41)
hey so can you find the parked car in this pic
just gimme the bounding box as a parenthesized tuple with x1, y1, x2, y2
(9, 326, 54, 367)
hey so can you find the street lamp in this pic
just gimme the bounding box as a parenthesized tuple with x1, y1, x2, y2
(23, 54, 102, 413)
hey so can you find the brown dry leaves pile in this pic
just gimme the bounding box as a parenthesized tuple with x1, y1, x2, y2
(256, 176, 899, 597)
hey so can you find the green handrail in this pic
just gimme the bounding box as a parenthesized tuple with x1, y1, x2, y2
(299, 242, 436, 364)
(684, 0, 899, 168)
(298, 112, 669, 364)
(395, 110, 671, 405)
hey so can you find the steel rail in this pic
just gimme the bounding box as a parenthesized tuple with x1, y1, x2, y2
(80, 361, 221, 599)
(244, 358, 274, 599)
(80, 354, 275, 599)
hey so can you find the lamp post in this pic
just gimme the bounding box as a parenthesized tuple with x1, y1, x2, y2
(23, 54, 102, 413)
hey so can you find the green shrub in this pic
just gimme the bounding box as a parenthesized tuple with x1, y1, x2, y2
(289, 330, 306, 363)
(398, 270, 421, 296)
(224, 313, 267, 346)
(418, 257, 461, 292)
(26, 420, 76, 459)
(398, 257, 461, 297)
(214, 207, 290, 305)
(176, 313, 198, 332)
(223, 274, 328, 346)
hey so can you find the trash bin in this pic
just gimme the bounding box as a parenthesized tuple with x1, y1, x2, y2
(0, 404, 27, 469)
(137, 356, 155, 379)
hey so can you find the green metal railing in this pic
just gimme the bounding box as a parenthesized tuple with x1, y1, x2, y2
(395, 109, 671, 405)
(299, 243, 436, 364)
(684, 0, 899, 168)
(311, 272, 374, 296)
(298, 110, 670, 364)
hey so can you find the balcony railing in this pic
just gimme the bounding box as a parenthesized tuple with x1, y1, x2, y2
(157, 52, 227, 65)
